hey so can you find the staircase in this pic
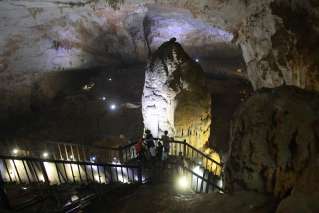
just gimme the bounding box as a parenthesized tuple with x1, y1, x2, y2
(0, 139, 224, 211)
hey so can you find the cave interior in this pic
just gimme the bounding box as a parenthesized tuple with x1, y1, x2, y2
(0, 0, 319, 212)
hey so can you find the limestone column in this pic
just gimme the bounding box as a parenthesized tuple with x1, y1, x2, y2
(142, 38, 211, 151)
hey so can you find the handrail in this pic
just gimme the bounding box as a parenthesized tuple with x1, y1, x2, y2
(180, 164, 223, 192)
(0, 155, 143, 186)
(183, 143, 222, 167)
(45, 141, 119, 151)
(2, 138, 223, 175)
(0, 155, 139, 168)
(131, 138, 222, 166)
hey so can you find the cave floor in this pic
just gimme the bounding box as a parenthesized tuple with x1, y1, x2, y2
(85, 183, 275, 213)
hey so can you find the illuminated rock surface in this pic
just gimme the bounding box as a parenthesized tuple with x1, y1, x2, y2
(226, 86, 319, 200)
(1, 0, 318, 94)
(1, 0, 318, 142)
(142, 39, 211, 151)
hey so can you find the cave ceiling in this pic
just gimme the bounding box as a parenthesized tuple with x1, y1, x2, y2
(0, 0, 319, 138)
(0, 0, 246, 80)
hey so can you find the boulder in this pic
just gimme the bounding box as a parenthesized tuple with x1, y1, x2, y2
(226, 86, 319, 198)
(276, 158, 319, 213)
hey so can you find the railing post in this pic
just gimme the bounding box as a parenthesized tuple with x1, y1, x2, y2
(0, 172, 10, 210)
(137, 167, 142, 183)
(118, 146, 123, 163)
(40, 161, 50, 184)
(183, 140, 186, 157)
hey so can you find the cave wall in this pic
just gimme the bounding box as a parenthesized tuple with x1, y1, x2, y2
(226, 86, 319, 198)
(1, 0, 319, 150)
(0, 0, 239, 142)
(0, 66, 145, 145)
(237, 0, 319, 91)
(1, 0, 318, 121)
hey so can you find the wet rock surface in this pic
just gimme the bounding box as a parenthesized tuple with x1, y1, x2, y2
(226, 86, 319, 198)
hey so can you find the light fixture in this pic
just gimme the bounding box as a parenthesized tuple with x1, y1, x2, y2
(195, 58, 199, 62)
(69, 155, 74, 160)
(42, 152, 49, 158)
(177, 175, 189, 190)
(90, 156, 96, 162)
(101, 97, 106, 101)
(82, 82, 95, 91)
(71, 195, 79, 202)
(110, 104, 117, 110)
(108, 77, 112, 81)
(112, 157, 120, 164)
(12, 148, 19, 155)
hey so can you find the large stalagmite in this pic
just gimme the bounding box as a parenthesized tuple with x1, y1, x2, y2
(142, 38, 211, 151)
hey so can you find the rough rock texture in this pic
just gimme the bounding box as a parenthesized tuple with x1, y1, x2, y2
(0, 0, 243, 143)
(208, 77, 253, 154)
(275, 158, 319, 213)
(1, 0, 319, 94)
(142, 39, 211, 151)
(237, 0, 319, 91)
(88, 184, 276, 213)
(226, 86, 319, 198)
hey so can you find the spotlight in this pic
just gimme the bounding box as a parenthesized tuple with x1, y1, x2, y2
(112, 157, 120, 164)
(101, 97, 106, 101)
(195, 58, 199, 62)
(108, 77, 112, 81)
(177, 175, 189, 190)
(12, 148, 19, 155)
(42, 152, 49, 158)
(90, 156, 96, 162)
(71, 195, 79, 202)
(110, 104, 117, 110)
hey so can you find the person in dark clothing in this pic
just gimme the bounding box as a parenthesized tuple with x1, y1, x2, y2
(156, 141, 163, 160)
(135, 139, 145, 161)
(145, 130, 156, 159)
(161, 130, 170, 160)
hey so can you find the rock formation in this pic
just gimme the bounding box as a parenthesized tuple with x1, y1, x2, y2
(142, 38, 211, 151)
(226, 86, 319, 199)
(1, 0, 319, 94)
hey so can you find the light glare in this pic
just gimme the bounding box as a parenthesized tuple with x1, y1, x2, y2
(12, 149, 19, 155)
(177, 175, 189, 190)
(42, 152, 49, 158)
(110, 104, 116, 110)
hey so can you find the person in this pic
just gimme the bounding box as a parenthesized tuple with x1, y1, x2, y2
(145, 130, 156, 159)
(135, 138, 144, 161)
(156, 141, 163, 161)
(161, 130, 170, 161)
